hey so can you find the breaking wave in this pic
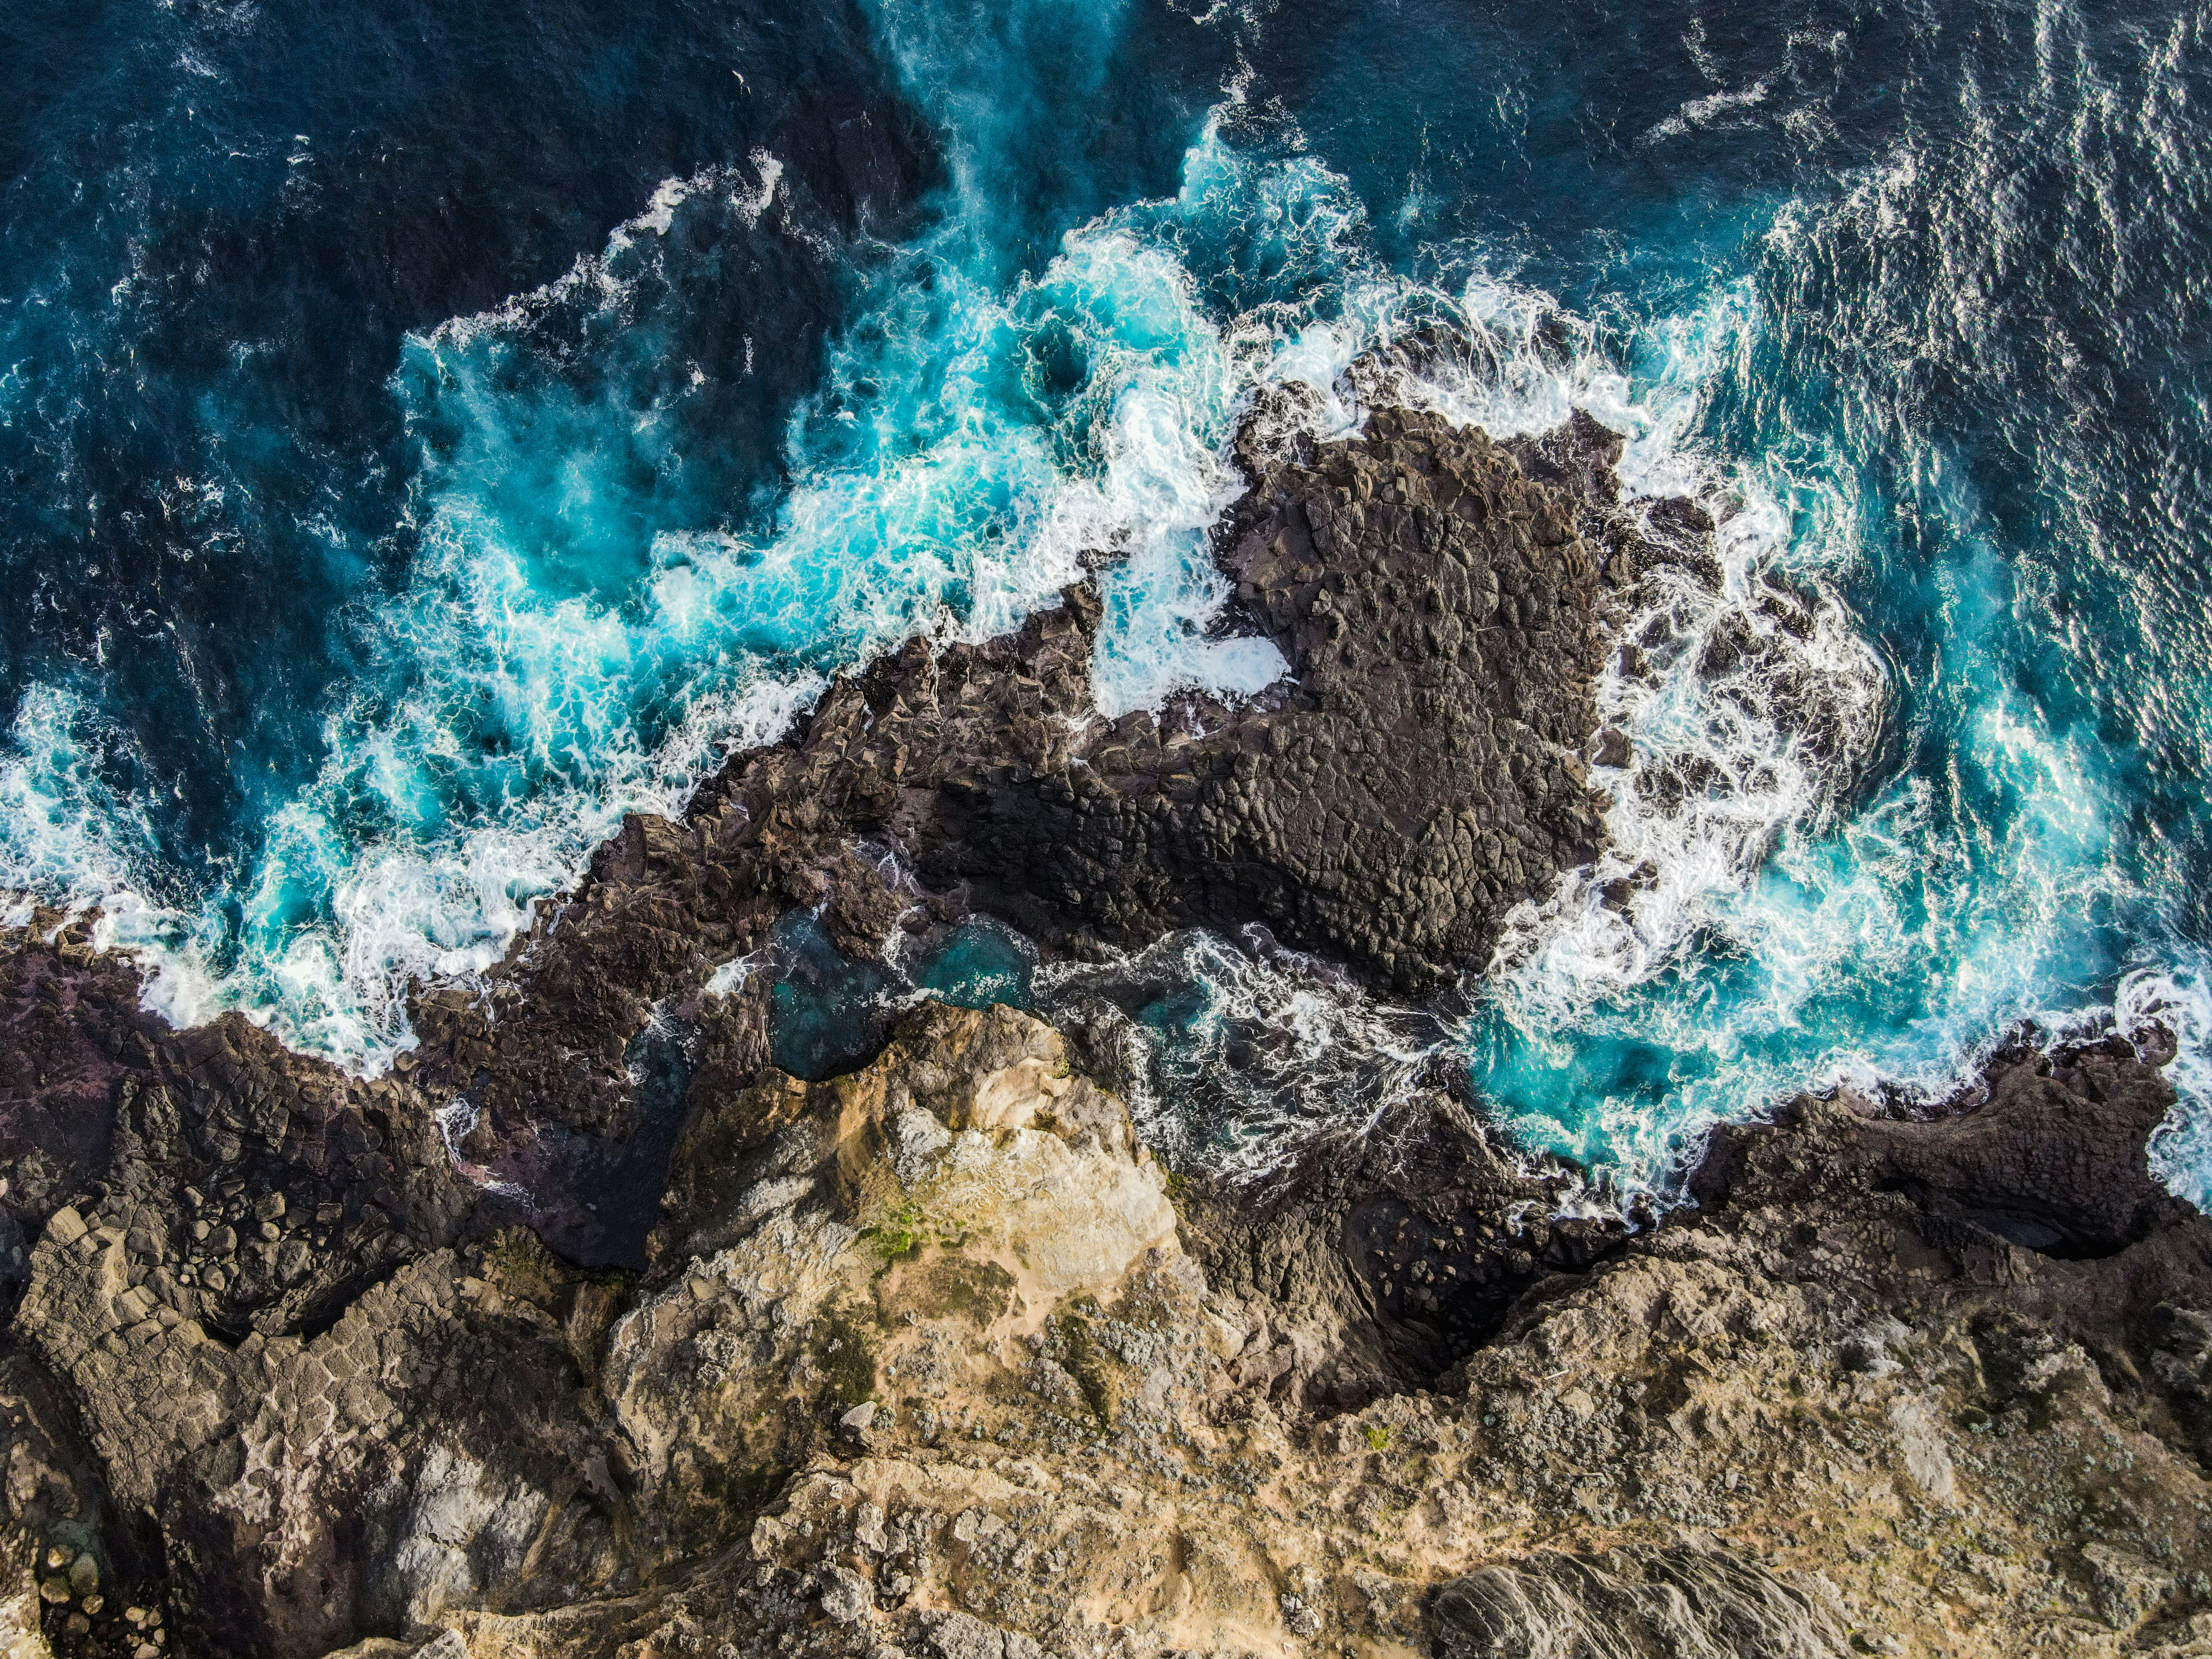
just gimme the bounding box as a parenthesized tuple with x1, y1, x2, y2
(6, 0, 2212, 1211)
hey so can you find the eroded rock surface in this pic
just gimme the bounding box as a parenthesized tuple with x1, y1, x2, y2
(931, 406, 1610, 994)
(0, 400, 2209, 1659)
(2, 989, 2211, 1659)
(402, 405, 1618, 1143)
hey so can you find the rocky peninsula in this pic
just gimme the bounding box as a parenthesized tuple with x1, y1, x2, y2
(2, 391, 2209, 1659)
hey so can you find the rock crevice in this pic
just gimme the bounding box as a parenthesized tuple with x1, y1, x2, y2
(1, 398, 2208, 1659)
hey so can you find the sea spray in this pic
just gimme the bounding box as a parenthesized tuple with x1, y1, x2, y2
(5, 0, 2212, 1214)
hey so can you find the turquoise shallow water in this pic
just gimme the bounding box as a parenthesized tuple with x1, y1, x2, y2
(6, 0, 2212, 1202)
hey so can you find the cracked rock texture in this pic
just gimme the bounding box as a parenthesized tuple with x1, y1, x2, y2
(399, 404, 1617, 1144)
(5, 988, 2212, 1658)
(0, 403, 2209, 1659)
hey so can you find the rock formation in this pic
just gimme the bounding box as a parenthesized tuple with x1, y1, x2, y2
(398, 402, 1622, 1149)
(12, 990, 2212, 1659)
(0, 396, 2207, 1659)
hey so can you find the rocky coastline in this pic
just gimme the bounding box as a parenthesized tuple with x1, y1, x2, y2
(2, 396, 2210, 1659)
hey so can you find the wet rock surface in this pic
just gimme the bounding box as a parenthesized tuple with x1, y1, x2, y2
(0, 402, 2210, 1658)
(931, 406, 1610, 996)
(398, 402, 1619, 1143)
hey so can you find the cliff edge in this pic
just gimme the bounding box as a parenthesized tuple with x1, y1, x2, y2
(0, 393, 2204, 1659)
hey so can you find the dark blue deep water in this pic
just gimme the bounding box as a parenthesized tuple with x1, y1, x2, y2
(9, 0, 2212, 1200)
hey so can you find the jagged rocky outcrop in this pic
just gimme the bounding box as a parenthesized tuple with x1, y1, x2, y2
(3, 396, 2212, 1659)
(1174, 1088, 1634, 1411)
(932, 405, 1612, 991)
(0, 906, 480, 1331)
(11, 962, 2212, 1657)
(404, 405, 1619, 1143)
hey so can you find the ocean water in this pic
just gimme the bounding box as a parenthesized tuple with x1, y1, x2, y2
(7, 0, 2212, 1205)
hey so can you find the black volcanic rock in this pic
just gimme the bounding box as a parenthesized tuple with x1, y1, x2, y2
(929, 407, 1610, 994)
(406, 404, 1616, 1140)
(0, 908, 474, 1345)
(1690, 1032, 2198, 1260)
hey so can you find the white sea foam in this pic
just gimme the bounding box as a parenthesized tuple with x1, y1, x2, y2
(1032, 928, 1445, 1188)
(2120, 962, 2212, 1208)
(0, 686, 158, 912)
(432, 1097, 529, 1203)
(704, 946, 770, 999)
(9, 72, 2208, 1226)
(1645, 81, 1774, 144)
(1487, 507, 1889, 1021)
